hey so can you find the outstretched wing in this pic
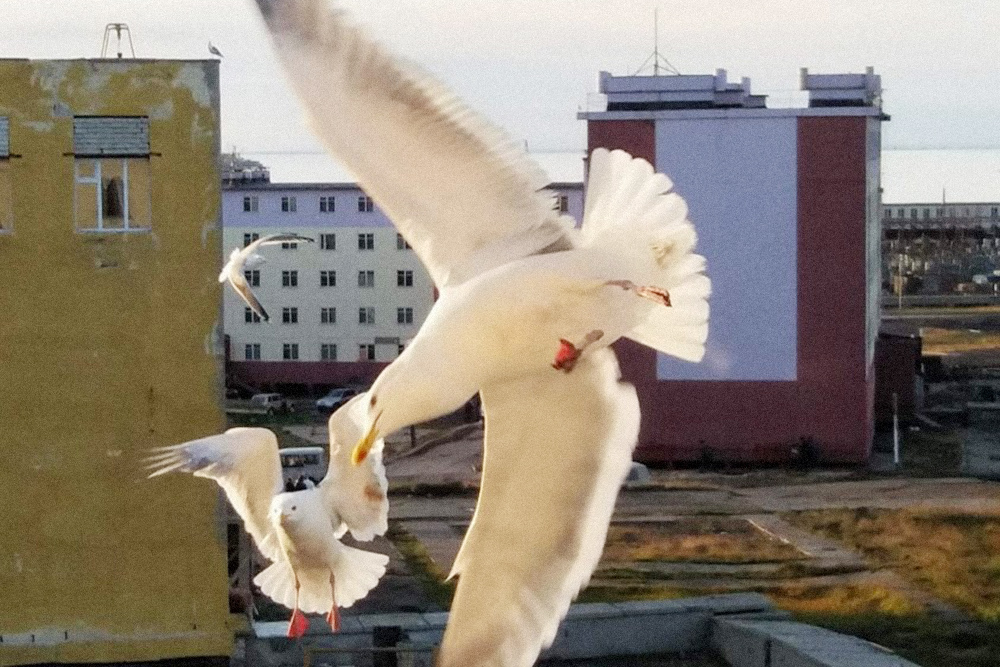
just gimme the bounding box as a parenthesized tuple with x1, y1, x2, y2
(440, 349, 640, 667)
(253, 0, 573, 288)
(319, 393, 389, 541)
(146, 427, 285, 562)
(221, 233, 314, 321)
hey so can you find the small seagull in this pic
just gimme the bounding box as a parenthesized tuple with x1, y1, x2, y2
(208, 41, 224, 58)
(146, 395, 390, 637)
(219, 233, 314, 322)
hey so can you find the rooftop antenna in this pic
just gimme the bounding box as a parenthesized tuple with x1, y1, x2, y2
(101, 23, 136, 59)
(632, 8, 680, 76)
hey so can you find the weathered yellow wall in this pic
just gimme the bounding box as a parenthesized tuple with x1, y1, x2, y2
(0, 59, 230, 664)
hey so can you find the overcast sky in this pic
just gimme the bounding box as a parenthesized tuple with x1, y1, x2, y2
(3, 0, 998, 154)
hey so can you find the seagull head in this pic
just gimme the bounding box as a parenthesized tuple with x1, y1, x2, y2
(350, 345, 477, 466)
(269, 489, 317, 529)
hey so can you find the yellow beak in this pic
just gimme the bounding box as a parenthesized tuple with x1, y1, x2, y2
(351, 413, 382, 466)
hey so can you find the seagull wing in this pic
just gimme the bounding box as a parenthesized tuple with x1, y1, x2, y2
(440, 349, 640, 667)
(319, 393, 389, 541)
(254, 0, 573, 288)
(146, 427, 285, 562)
(221, 234, 313, 321)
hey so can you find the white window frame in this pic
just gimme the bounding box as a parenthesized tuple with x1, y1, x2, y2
(74, 158, 151, 233)
(281, 195, 297, 213)
(244, 343, 261, 360)
(320, 270, 337, 287)
(282, 307, 299, 324)
(243, 195, 259, 212)
(244, 269, 260, 287)
(282, 270, 299, 287)
(320, 195, 336, 213)
(359, 343, 376, 361)
(283, 343, 300, 360)
(243, 232, 260, 247)
(358, 233, 374, 250)
(244, 308, 262, 324)
(358, 195, 373, 212)
(358, 270, 375, 288)
(397, 270, 413, 287)
(359, 307, 375, 325)
(397, 307, 414, 324)
(321, 307, 336, 324)
(321, 343, 337, 361)
(320, 233, 336, 250)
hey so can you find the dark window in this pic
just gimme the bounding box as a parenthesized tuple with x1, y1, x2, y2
(358, 233, 374, 250)
(282, 343, 299, 360)
(397, 307, 414, 324)
(244, 270, 260, 287)
(282, 307, 298, 324)
(320, 233, 336, 250)
(320, 270, 336, 287)
(358, 195, 373, 213)
(281, 270, 298, 287)
(243, 232, 260, 247)
(397, 270, 413, 287)
(244, 308, 262, 324)
(319, 195, 335, 213)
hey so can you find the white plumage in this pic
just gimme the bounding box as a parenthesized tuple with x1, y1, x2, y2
(219, 233, 314, 322)
(252, 0, 709, 663)
(146, 399, 390, 636)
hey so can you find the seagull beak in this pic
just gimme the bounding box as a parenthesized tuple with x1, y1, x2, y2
(351, 413, 382, 466)
(278, 512, 289, 527)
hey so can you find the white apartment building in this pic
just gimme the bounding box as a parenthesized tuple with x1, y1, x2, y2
(222, 174, 583, 390)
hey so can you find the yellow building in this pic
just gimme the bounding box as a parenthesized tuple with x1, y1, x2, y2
(0, 59, 231, 665)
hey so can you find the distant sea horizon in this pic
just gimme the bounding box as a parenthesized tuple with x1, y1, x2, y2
(242, 147, 1000, 205)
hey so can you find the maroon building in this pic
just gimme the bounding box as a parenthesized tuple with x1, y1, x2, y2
(581, 68, 886, 464)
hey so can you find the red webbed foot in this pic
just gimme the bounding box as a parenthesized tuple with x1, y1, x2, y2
(287, 608, 309, 638)
(326, 606, 341, 632)
(552, 339, 579, 372)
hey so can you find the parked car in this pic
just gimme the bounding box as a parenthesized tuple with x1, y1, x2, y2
(315, 387, 360, 413)
(250, 392, 293, 415)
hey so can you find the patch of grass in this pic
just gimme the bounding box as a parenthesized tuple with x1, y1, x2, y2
(922, 327, 1000, 355)
(386, 522, 455, 610)
(793, 613, 1000, 667)
(576, 584, 693, 605)
(767, 583, 923, 615)
(785, 508, 1000, 619)
(896, 428, 963, 477)
(602, 518, 804, 564)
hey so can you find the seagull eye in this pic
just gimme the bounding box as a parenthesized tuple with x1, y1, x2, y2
(291, 505, 297, 511)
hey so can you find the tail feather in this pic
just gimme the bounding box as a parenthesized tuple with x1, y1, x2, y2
(253, 547, 389, 614)
(581, 148, 710, 362)
(334, 545, 390, 608)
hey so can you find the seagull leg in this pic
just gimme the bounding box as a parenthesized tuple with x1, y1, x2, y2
(551, 330, 604, 372)
(287, 574, 309, 638)
(606, 279, 672, 307)
(325, 573, 341, 632)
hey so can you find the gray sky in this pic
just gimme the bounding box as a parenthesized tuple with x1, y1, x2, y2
(3, 0, 998, 154)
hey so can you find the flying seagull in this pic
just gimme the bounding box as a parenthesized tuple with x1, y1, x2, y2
(146, 395, 390, 637)
(252, 1, 709, 665)
(219, 233, 314, 322)
(208, 41, 224, 58)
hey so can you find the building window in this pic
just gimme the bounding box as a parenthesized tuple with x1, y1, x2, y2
(243, 195, 259, 212)
(320, 195, 336, 213)
(910, 208, 918, 219)
(243, 232, 260, 247)
(320, 270, 337, 287)
(359, 307, 375, 325)
(358, 233, 374, 250)
(359, 344, 376, 361)
(72, 117, 151, 233)
(992, 207, 999, 218)
(358, 270, 375, 288)
(283, 343, 299, 360)
(282, 307, 298, 324)
(397, 233, 412, 250)
(282, 270, 299, 287)
(321, 343, 337, 361)
(397, 307, 414, 324)
(244, 307, 262, 324)
(358, 195, 373, 213)
(397, 270, 413, 287)
(281, 239, 299, 250)
(244, 269, 260, 287)
(281, 195, 297, 213)
(557, 195, 569, 213)
(244, 343, 261, 360)
(321, 307, 336, 324)
(320, 233, 336, 250)
(884, 209, 892, 219)
(923, 208, 930, 219)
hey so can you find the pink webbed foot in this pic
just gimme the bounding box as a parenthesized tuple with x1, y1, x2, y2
(326, 605, 341, 632)
(287, 608, 309, 638)
(552, 339, 580, 372)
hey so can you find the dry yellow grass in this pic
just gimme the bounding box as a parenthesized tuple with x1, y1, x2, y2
(602, 518, 804, 564)
(921, 327, 1000, 355)
(785, 508, 1000, 619)
(768, 583, 922, 615)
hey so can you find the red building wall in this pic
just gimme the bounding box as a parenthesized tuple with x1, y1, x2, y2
(590, 115, 873, 464)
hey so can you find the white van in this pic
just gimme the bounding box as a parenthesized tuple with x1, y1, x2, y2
(279, 446, 326, 487)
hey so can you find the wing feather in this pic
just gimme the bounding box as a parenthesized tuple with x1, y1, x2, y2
(440, 349, 639, 667)
(254, 0, 571, 287)
(146, 427, 284, 562)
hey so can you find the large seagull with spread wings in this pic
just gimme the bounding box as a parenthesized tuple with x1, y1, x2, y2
(252, 1, 710, 664)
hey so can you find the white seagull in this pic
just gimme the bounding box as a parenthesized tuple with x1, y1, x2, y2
(252, 1, 710, 665)
(146, 395, 390, 637)
(219, 233, 314, 322)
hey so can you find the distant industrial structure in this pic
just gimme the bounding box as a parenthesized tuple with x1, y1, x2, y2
(221, 162, 584, 392)
(882, 202, 1000, 296)
(581, 67, 886, 464)
(0, 59, 229, 665)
